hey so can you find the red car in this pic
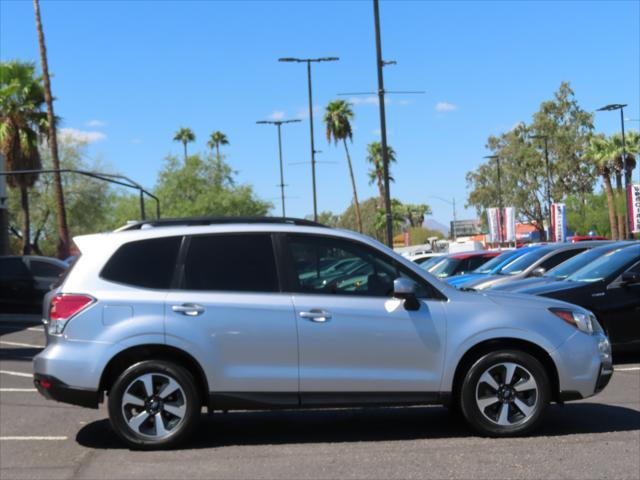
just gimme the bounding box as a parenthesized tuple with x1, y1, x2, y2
(568, 235, 608, 242)
(427, 251, 501, 278)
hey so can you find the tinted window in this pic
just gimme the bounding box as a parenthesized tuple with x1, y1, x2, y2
(101, 236, 181, 289)
(288, 235, 433, 298)
(0, 258, 30, 279)
(537, 249, 584, 272)
(500, 248, 552, 275)
(544, 248, 605, 279)
(467, 255, 493, 272)
(473, 251, 516, 273)
(183, 234, 278, 292)
(568, 246, 640, 283)
(30, 260, 65, 277)
(430, 257, 463, 278)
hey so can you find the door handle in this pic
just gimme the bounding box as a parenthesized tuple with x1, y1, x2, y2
(172, 303, 205, 316)
(299, 309, 332, 322)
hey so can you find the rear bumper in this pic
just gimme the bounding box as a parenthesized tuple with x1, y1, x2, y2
(33, 373, 101, 409)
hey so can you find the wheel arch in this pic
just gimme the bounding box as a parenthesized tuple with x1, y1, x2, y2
(99, 344, 209, 406)
(450, 338, 561, 404)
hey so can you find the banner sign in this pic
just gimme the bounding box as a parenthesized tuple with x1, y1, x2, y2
(551, 203, 567, 242)
(487, 207, 516, 243)
(629, 184, 640, 234)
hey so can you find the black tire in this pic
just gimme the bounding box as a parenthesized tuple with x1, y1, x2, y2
(459, 350, 550, 437)
(108, 360, 201, 449)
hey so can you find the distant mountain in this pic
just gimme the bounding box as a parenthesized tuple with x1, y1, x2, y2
(424, 218, 449, 236)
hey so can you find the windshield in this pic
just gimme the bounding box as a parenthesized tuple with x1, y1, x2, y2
(566, 246, 640, 283)
(473, 251, 516, 274)
(430, 257, 462, 278)
(544, 248, 606, 280)
(499, 248, 551, 275)
(419, 256, 443, 269)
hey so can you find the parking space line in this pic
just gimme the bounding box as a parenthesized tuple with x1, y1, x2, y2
(0, 340, 43, 349)
(0, 436, 67, 441)
(0, 370, 33, 378)
(614, 366, 640, 372)
(0, 388, 37, 392)
(28, 327, 45, 332)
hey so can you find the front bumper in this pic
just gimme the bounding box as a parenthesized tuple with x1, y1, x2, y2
(34, 373, 101, 409)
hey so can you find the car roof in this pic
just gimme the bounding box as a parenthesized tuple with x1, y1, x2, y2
(449, 251, 500, 260)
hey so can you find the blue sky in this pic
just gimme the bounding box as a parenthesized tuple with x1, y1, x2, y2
(2, 0, 639, 226)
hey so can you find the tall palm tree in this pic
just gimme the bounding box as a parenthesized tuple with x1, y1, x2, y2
(611, 131, 639, 188)
(585, 135, 619, 240)
(366, 141, 396, 209)
(207, 131, 229, 161)
(324, 100, 362, 232)
(173, 127, 195, 161)
(33, 0, 70, 258)
(0, 61, 47, 254)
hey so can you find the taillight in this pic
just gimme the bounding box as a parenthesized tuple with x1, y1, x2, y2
(48, 294, 94, 335)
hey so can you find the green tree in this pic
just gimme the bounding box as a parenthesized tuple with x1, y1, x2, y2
(155, 153, 271, 218)
(0, 61, 47, 254)
(565, 191, 611, 237)
(324, 100, 362, 233)
(207, 131, 229, 161)
(366, 141, 396, 209)
(585, 135, 619, 239)
(173, 127, 195, 161)
(402, 203, 431, 228)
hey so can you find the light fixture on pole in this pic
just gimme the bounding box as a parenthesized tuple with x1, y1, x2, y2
(597, 103, 632, 239)
(256, 119, 301, 218)
(278, 57, 339, 221)
(530, 134, 552, 241)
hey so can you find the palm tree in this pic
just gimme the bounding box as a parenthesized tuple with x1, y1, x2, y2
(173, 127, 195, 161)
(207, 131, 229, 161)
(33, 0, 70, 258)
(611, 130, 639, 189)
(585, 135, 619, 240)
(324, 100, 362, 232)
(366, 141, 396, 209)
(0, 61, 47, 254)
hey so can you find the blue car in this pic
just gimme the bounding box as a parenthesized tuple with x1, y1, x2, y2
(446, 246, 540, 287)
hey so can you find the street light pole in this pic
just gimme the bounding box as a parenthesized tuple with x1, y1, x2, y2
(425, 195, 458, 241)
(372, 0, 394, 248)
(257, 119, 301, 217)
(531, 135, 552, 241)
(597, 103, 632, 239)
(278, 57, 339, 221)
(484, 155, 503, 244)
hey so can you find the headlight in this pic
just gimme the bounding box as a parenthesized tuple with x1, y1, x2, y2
(549, 307, 595, 335)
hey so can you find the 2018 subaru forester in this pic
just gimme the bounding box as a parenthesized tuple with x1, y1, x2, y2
(33, 217, 613, 449)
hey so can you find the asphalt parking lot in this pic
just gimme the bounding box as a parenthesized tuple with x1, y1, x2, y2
(1, 318, 639, 480)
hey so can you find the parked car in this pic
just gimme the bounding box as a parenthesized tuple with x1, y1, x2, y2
(461, 243, 597, 290)
(34, 217, 612, 449)
(426, 251, 501, 279)
(519, 243, 640, 352)
(411, 252, 445, 266)
(446, 248, 533, 288)
(490, 241, 625, 292)
(0, 256, 68, 313)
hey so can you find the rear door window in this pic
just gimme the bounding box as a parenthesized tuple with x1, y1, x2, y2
(182, 234, 279, 292)
(30, 260, 66, 277)
(0, 258, 31, 280)
(538, 249, 585, 272)
(101, 236, 182, 289)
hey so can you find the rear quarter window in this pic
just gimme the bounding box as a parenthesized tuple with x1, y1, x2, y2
(101, 236, 182, 289)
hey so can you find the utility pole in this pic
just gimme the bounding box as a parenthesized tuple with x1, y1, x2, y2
(0, 153, 9, 255)
(373, 0, 393, 247)
(452, 197, 457, 241)
(278, 57, 339, 221)
(256, 119, 301, 217)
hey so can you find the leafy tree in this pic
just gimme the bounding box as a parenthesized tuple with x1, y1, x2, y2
(366, 141, 396, 209)
(565, 191, 611, 237)
(314, 211, 340, 227)
(34, 0, 70, 258)
(0, 61, 47, 254)
(324, 100, 362, 233)
(402, 203, 431, 227)
(173, 127, 195, 161)
(207, 131, 229, 161)
(154, 153, 271, 218)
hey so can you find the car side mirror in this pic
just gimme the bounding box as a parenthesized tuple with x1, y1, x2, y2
(621, 271, 640, 285)
(531, 267, 546, 277)
(393, 278, 420, 311)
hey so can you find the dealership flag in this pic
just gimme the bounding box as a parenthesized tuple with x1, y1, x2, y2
(487, 207, 516, 243)
(629, 184, 640, 234)
(551, 203, 567, 242)
(487, 208, 501, 243)
(504, 207, 516, 242)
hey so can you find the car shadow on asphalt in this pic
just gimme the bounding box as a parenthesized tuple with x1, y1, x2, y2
(76, 402, 640, 450)
(0, 347, 42, 361)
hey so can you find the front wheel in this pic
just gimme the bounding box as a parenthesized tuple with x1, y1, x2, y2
(459, 350, 550, 437)
(108, 360, 201, 449)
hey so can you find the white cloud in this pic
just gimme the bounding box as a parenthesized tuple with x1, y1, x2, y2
(295, 105, 322, 119)
(85, 119, 106, 127)
(269, 111, 285, 120)
(435, 102, 457, 112)
(372, 128, 381, 136)
(348, 96, 394, 106)
(58, 128, 106, 144)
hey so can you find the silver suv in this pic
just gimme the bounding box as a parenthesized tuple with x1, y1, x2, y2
(34, 218, 613, 449)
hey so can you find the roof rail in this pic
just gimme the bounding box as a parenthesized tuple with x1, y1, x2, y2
(115, 216, 327, 231)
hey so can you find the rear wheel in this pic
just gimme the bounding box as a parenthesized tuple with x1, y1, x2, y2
(459, 350, 550, 437)
(108, 360, 201, 449)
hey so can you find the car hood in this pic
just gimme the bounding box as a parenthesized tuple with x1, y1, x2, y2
(460, 274, 505, 289)
(446, 273, 486, 286)
(489, 277, 556, 292)
(479, 289, 581, 311)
